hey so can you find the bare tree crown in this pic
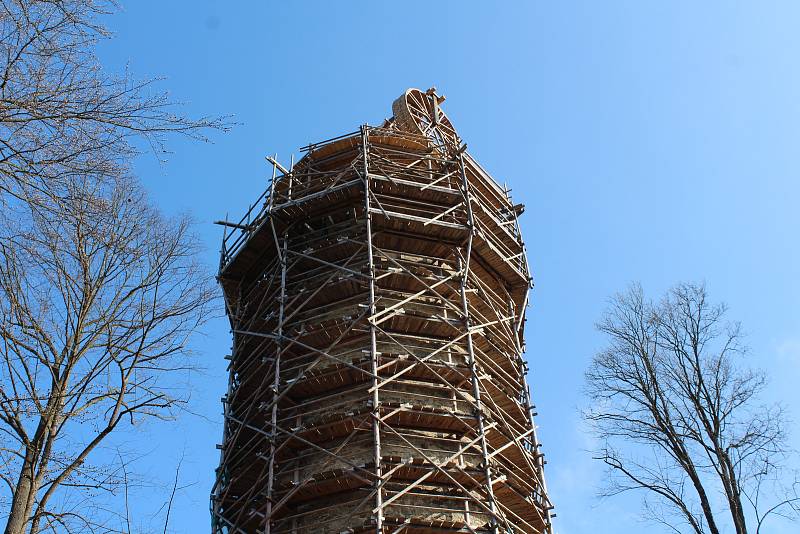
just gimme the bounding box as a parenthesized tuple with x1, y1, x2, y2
(0, 0, 227, 202)
(586, 282, 799, 534)
(0, 175, 214, 533)
(0, 1, 222, 532)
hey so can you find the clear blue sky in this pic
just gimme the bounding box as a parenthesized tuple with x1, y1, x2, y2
(96, 2, 800, 533)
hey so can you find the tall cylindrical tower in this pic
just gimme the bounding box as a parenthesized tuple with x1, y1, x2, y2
(211, 89, 552, 534)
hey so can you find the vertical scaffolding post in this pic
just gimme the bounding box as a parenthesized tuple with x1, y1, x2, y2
(362, 125, 384, 532)
(264, 236, 287, 532)
(457, 152, 500, 533)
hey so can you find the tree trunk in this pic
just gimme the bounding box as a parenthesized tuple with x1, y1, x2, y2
(6, 398, 56, 534)
(720, 453, 748, 534)
(683, 454, 722, 534)
(4, 453, 38, 534)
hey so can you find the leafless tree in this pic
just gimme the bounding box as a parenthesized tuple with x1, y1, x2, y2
(0, 175, 214, 533)
(585, 282, 799, 534)
(0, 1, 224, 532)
(0, 0, 226, 205)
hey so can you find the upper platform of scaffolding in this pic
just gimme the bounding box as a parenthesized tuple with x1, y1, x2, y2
(217, 89, 530, 291)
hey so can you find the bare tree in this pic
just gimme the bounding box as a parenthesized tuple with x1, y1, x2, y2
(585, 282, 799, 534)
(0, 1, 224, 532)
(0, 175, 214, 533)
(0, 0, 226, 204)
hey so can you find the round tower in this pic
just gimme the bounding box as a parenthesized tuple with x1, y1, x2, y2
(211, 89, 552, 534)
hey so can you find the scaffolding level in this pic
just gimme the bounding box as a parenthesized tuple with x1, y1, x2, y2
(211, 88, 553, 534)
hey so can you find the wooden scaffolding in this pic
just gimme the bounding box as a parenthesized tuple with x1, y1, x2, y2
(210, 88, 553, 534)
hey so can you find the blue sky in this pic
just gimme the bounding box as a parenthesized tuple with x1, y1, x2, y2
(96, 2, 800, 533)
